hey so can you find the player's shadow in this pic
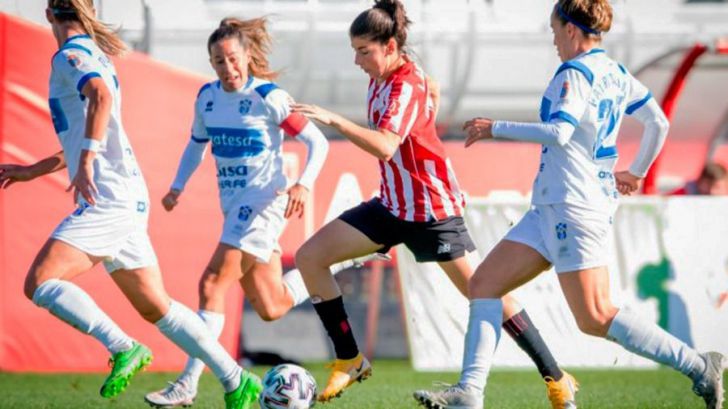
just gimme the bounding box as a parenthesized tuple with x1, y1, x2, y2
(636, 257, 695, 347)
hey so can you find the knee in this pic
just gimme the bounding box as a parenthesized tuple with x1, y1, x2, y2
(137, 304, 166, 323)
(23, 267, 48, 301)
(467, 268, 503, 299)
(198, 270, 226, 305)
(574, 307, 617, 337)
(295, 244, 325, 274)
(256, 304, 286, 322)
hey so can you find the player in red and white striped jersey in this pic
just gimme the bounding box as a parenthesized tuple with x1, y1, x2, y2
(292, 1, 575, 406)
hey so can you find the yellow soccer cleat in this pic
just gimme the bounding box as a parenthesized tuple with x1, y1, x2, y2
(317, 353, 372, 403)
(545, 370, 579, 409)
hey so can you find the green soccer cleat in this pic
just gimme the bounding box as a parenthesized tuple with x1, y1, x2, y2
(100, 342, 153, 398)
(224, 370, 262, 409)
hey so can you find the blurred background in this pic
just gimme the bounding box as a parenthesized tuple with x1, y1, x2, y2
(1, 0, 727, 374)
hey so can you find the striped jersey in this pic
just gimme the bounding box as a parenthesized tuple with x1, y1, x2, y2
(190, 77, 311, 214)
(367, 60, 465, 222)
(535, 48, 652, 212)
(48, 34, 148, 207)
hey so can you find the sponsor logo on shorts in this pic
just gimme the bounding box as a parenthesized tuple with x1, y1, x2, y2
(437, 243, 452, 254)
(555, 222, 568, 240)
(136, 201, 147, 213)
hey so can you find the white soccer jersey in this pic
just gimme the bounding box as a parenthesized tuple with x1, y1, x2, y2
(190, 77, 311, 214)
(49, 34, 148, 206)
(533, 48, 651, 211)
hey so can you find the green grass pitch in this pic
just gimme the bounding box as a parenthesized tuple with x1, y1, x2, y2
(0, 360, 722, 408)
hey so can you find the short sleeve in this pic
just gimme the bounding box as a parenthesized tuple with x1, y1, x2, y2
(378, 80, 417, 140)
(624, 71, 653, 116)
(53, 47, 104, 95)
(191, 84, 211, 142)
(544, 67, 592, 128)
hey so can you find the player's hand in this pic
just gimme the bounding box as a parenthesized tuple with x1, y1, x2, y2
(68, 162, 98, 205)
(291, 103, 336, 126)
(282, 183, 309, 219)
(162, 189, 181, 211)
(615, 171, 642, 196)
(463, 117, 495, 147)
(0, 163, 35, 189)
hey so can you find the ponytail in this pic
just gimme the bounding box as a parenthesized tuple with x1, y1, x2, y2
(208, 17, 278, 81)
(48, 0, 128, 56)
(350, 0, 411, 50)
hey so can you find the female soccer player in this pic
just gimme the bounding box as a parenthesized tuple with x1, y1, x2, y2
(143, 17, 345, 407)
(293, 0, 577, 405)
(0, 2, 261, 408)
(414, 1, 726, 408)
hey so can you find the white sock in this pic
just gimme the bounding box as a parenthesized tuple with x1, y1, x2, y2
(32, 279, 134, 354)
(459, 298, 503, 393)
(177, 310, 225, 391)
(283, 269, 310, 307)
(155, 300, 242, 392)
(607, 308, 706, 380)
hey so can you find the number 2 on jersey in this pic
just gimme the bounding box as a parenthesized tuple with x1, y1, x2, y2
(594, 99, 620, 160)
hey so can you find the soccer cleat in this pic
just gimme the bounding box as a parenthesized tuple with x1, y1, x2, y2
(224, 370, 263, 409)
(413, 382, 483, 409)
(144, 380, 196, 408)
(100, 342, 153, 398)
(545, 371, 579, 409)
(318, 353, 372, 402)
(692, 351, 726, 409)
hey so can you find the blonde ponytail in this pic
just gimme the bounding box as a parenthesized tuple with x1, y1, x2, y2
(49, 0, 128, 56)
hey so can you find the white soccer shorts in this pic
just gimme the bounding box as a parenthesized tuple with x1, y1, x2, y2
(220, 194, 287, 263)
(504, 203, 614, 273)
(51, 200, 158, 273)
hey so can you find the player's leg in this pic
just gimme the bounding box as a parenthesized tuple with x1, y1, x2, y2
(295, 218, 385, 402)
(414, 239, 549, 409)
(559, 267, 725, 409)
(146, 243, 245, 407)
(240, 251, 293, 322)
(25, 238, 145, 399)
(114, 265, 261, 409)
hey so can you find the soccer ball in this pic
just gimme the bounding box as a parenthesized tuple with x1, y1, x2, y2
(259, 364, 318, 409)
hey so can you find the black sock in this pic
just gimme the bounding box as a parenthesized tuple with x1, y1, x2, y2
(503, 310, 563, 380)
(312, 296, 359, 360)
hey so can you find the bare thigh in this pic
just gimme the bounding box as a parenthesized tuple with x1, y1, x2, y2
(111, 264, 171, 323)
(469, 239, 551, 299)
(558, 266, 618, 337)
(240, 251, 292, 321)
(24, 238, 103, 300)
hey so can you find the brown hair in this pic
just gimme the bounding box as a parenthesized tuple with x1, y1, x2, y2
(554, 0, 613, 38)
(207, 17, 278, 81)
(48, 0, 127, 56)
(699, 162, 727, 182)
(349, 0, 411, 50)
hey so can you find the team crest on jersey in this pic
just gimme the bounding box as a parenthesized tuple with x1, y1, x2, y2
(66, 53, 81, 68)
(388, 99, 401, 116)
(239, 99, 252, 114)
(560, 81, 570, 99)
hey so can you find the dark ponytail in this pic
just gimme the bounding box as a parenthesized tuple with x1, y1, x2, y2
(349, 0, 411, 50)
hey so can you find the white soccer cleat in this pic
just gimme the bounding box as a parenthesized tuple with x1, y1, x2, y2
(144, 380, 196, 408)
(413, 382, 483, 409)
(692, 351, 726, 409)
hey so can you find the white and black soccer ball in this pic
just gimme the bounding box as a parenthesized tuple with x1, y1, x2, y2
(259, 364, 317, 409)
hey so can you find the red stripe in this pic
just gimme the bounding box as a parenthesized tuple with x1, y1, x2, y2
(435, 159, 460, 218)
(378, 161, 392, 211)
(280, 112, 309, 138)
(388, 158, 407, 219)
(379, 81, 403, 132)
(400, 138, 426, 222)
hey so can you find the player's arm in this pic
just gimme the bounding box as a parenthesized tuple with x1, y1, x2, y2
(280, 111, 329, 218)
(0, 150, 66, 189)
(70, 76, 113, 205)
(163, 90, 211, 212)
(291, 103, 400, 161)
(614, 97, 669, 195)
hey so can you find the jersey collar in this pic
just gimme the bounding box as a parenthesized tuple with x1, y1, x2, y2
(65, 34, 91, 44)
